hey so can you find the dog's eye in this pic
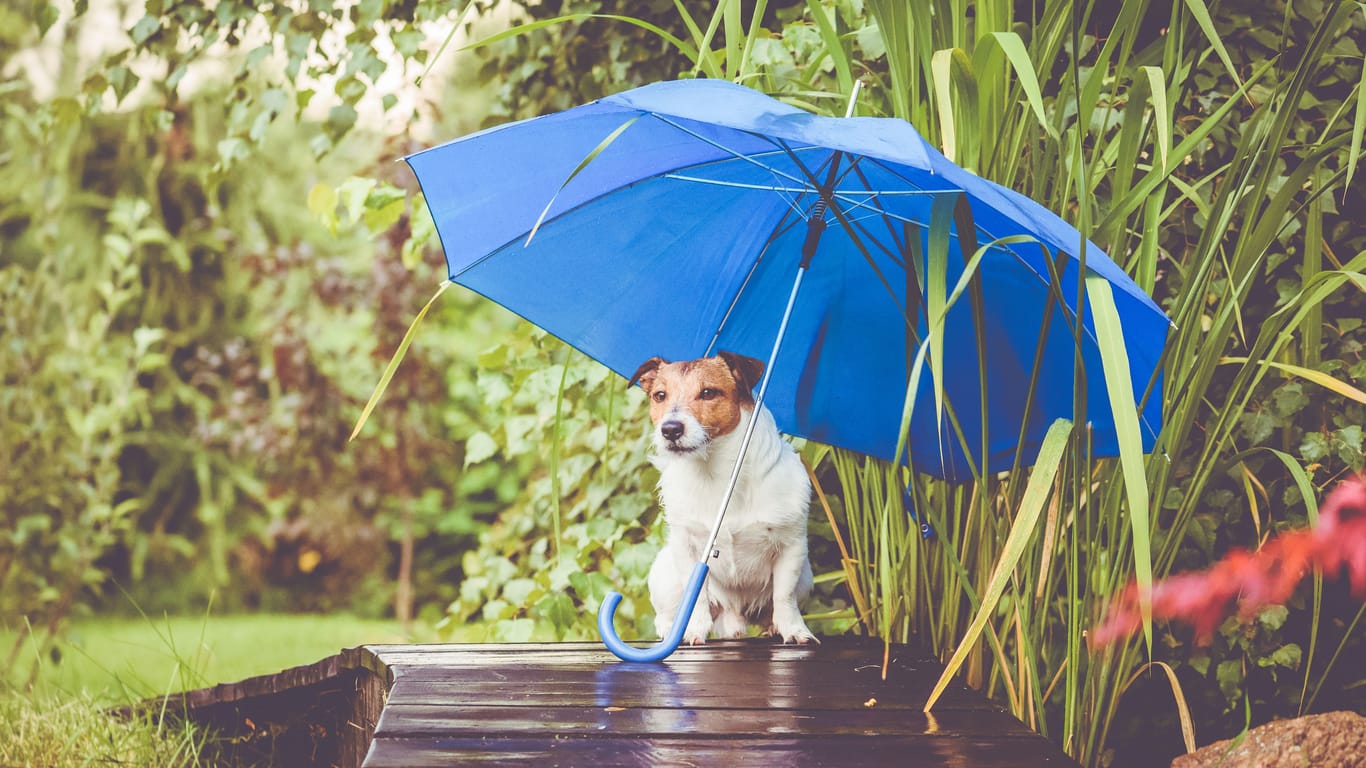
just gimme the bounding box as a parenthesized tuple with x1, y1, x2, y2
(652, 390, 667, 402)
(698, 388, 720, 400)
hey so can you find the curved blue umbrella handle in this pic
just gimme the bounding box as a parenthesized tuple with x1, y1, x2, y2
(598, 561, 709, 662)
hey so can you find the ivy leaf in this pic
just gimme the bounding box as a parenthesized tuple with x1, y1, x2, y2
(464, 431, 498, 468)
(1300, 432, 1329, 462)
(1271, 382, 1309, 418)
(1257, 643, 1302, 670)
(534, 592, 577, 638)
(306, 182, 339, 234)
(35, 1, 59, 36)
(107, 66, 138, 103)
(1257, 604, 1288, 631)
(1216, 659, 1243, 702)
(324, 104, 357, 143)
(1335, 425, 1363, 468)
(130, 15, 160, 46)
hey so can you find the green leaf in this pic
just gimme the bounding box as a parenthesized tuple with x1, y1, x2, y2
(336, 176, 376, 226)
(924, 418, 1071, 712)
(1259, 644, 1302, 670)
(1258, 604, 1289, 631)
(1180, 0, 1243, 91)
(349, 281, 452, 441)
(325, 104, 358, 142)
(107, 65, 138, 103)
(1347, 4, 1366, 191)
(1089, 275, 1155, 653)
(307, 182, 339, 233)
(130, 15, 160, 46)
(490, 618, 535, 642)
(464, 431, 498, 468)
(986, 31, 1058, 141)
(35, 1, 59, 36)
(1222, 357, 1366, 405)
(534, 592, 578, 636)
(502, 578, 537, 605)
(1139, 65, 1171, 170)
(1217, 658, 1243, 701)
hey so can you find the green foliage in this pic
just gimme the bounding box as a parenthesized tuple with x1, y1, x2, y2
(435, 326, 662, 642)
(1, 2, 493, 662)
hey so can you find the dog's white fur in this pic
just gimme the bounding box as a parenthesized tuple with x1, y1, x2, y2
(631, 353, 816, 645)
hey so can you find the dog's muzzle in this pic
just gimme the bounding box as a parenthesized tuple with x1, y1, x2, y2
(656, 412, 705, 455)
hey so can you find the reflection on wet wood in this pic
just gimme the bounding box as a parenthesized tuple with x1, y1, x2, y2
(165, 637, 1078, 766)
(360, 638, 1077, 767)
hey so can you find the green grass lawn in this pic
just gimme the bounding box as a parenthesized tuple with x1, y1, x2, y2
(4, 613, 446, 706)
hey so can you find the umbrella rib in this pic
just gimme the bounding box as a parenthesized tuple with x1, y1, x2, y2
(661, 175, 818, 195)
(646, 113, 819, 188)
(774, 141, 918, 329)
(702, 210, 805, 358)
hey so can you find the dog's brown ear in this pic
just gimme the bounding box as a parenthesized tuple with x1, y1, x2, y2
(718, 351, 765, 398)
(628, 357, 668, 391)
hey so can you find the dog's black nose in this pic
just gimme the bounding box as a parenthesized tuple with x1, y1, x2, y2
(660, 420, 685, 441)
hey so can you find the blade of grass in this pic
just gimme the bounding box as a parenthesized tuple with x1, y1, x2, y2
(1180, 0, 1244, 93)
(1218, 357, 1366, 405)
(349, 280, 451, 441)
(924, 417, 1071, 712)
(525, 115, 642, 246)
(673, 0, 723, 79)
(1123, 662, 1197, 754)
(1088, 275, 1154, 654)
(804, 0, 853, 95)
(986, 31, 1058, 141)
(415, 1, 479, 86)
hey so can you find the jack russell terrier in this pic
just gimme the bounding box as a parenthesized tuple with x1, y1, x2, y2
(629, 351, 817, 645)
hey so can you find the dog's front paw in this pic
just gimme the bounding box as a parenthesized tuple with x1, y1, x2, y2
(683, 631, 708, 646)
(772, 619, 819, 645)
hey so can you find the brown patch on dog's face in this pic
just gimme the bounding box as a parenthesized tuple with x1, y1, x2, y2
(632, 353, 764, 444)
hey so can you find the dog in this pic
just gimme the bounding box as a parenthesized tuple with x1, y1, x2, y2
(629, 351, 816, 645)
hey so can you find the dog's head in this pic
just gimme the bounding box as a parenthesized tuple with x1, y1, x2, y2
(628, 351, 765, 457)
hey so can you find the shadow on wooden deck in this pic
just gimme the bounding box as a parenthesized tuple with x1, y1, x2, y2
(167, 637, 1079, 767)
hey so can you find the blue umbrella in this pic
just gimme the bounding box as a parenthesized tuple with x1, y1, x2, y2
(407, 79, 1168, 661)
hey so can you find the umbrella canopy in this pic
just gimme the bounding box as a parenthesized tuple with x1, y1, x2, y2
(408, 79, 1167, 481)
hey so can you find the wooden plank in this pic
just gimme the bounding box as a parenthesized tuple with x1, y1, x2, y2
(360, 638, 1079, 767)
(384, 664, 992, 710)
(373, 703, 1036, 739)
(363, 735, 1080, 767)
(154, 638, 1077, 767)
(369, 640, 920, 666)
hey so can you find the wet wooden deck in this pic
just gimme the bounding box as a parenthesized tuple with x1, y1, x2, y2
(173, 637, 1078, 767)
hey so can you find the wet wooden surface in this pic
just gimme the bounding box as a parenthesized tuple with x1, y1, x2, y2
(361, 638, 1079, 767)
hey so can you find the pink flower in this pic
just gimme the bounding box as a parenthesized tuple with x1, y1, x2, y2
(1091, 474, 1366, 649)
